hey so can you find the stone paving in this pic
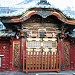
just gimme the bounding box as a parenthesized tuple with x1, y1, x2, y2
(0, 71, 75, 75)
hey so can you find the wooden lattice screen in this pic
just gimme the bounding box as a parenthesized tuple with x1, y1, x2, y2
(23, 51, 61, 73)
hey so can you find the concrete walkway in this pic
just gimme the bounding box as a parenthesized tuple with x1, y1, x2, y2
(0, 71, 75, 75)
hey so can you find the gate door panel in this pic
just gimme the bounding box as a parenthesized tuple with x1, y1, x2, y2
(0, 44, 10, 70)
(23, 37, 61, 73)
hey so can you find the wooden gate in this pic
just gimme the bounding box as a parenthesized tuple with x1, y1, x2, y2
(23, 51, 61, 73)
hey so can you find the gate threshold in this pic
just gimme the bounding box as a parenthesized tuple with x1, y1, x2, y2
(35, 73, 71, 75)
(27, 71, 75, 75)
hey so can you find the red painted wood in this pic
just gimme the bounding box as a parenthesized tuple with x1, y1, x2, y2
(58, 40, 61, 51)
(20, 38, 26, 69)
(60, 39, 65, 70)
(9, 44, 13, 70)
(23, 52, 61, 73)
(63, 40, 70, 70)
(0, 42, 10, 71)
(20, 38, 23, 69)
(58, 39, 64, 70)
(70, 43, 75, 70)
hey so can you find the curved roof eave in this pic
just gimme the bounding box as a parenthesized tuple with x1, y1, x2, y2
(10, 8, 75, 25)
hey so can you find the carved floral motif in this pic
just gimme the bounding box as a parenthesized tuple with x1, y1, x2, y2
(13, 42, 20, 68)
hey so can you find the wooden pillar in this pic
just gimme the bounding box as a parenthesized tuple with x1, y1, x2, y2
(70, 42, 74, 70)
(9, 44, 13, 70)
(58, 39, 61, 52)
(58, 39, 64, 69)
(58, 38, 65, 70)
(20, 38, 26, 70)
(60, 39, 65, 70)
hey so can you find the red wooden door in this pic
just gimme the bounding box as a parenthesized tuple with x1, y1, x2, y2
(0, 43, 10, 70)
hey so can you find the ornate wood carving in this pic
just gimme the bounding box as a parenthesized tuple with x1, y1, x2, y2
(13, 41, 20, 68)
(63, 41, 70, 68)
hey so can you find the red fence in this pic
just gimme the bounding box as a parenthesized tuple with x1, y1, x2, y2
(23, 52, 61, 73)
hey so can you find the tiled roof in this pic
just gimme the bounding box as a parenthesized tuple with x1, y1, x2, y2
(0, 0, 75, 19)
(0, 31, 15, 37)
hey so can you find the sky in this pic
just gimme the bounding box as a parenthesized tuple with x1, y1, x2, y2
(0, 0, 24, 7)
(0, 0, 75, 18)
(47, 0, 75, 10)
(0, 0, 74, 9)
(0, 0, 75, 10)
